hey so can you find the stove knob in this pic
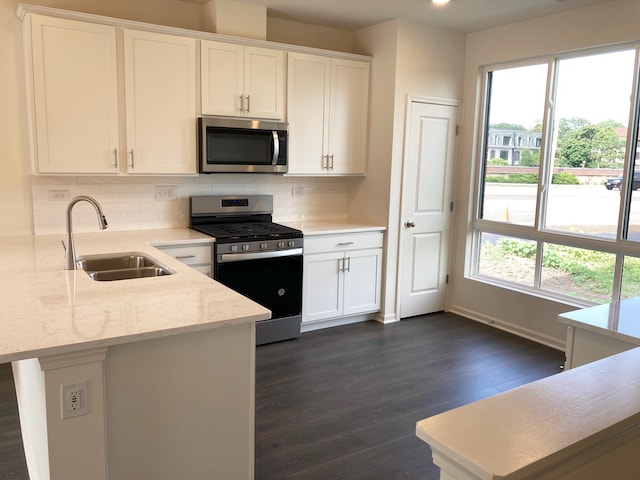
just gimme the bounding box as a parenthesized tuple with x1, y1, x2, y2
(242, 244, 250, 251)
(260, 243, 268, 249)
(230, 245, 238, 252)
(288, 240, 296, 247)
(277, 241, 285, 248)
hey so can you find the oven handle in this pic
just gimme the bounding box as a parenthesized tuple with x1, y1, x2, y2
(218, 248, 302, 264)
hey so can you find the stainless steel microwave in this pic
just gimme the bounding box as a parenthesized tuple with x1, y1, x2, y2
(198, 116, 288, 174)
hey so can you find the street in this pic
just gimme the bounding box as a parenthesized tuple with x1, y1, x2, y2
(482, 184, 640, 238)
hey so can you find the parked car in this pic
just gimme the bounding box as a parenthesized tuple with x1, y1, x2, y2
(605, 172, 640, 190)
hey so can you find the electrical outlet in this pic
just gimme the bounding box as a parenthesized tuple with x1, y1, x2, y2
(49, 190, 70, 201)
(61, 381, 88, 419)
(155, 185, 177, 201)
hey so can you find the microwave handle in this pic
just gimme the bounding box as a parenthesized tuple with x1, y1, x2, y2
(272, 130, 280, 165)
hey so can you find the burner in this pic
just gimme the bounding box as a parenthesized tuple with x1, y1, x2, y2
(193, 222, 303, 243)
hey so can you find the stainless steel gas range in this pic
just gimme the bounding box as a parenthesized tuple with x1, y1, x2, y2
(189, 195, 303, 345)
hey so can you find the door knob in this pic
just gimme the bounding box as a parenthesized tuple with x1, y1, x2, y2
(405, 221, 415, 228)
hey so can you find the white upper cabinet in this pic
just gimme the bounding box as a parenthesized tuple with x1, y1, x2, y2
(123, 30, 197, 174)
(201, 40, 285, 120)
(26, 15, 197, 175)
(29, 15, 119, 174)
(287, 52, 370, 175)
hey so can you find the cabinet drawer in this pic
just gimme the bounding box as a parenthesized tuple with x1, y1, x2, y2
(157, 243, 212, 266)
(304, 231, 383, 254)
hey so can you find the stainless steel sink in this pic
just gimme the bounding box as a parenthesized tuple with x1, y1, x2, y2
(76, 252, 173, 281)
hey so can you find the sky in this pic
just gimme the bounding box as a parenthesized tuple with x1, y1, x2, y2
(489, 49, 636, 129)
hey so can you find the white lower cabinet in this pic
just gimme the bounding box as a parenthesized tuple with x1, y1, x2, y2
(303, 232, 382, 324)
(155, 243, 213, 277)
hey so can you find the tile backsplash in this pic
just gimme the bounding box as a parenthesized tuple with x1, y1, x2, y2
(32, 174, 357, 235)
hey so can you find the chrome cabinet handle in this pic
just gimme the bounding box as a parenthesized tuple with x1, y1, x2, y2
(337, 242, 354, 246)
(405, 221, 416, 228)
(113, 148, 118, 168)
(338, 257, 344, 272)
(175, 255, 196, 260)
(129, 150, 134, 169)
(246, 95, 250, 113)
(239, 95, 245, 112)
(322, 154, 328, 170)
(345, 256, 351, 272)
(329, 154, 334, 170)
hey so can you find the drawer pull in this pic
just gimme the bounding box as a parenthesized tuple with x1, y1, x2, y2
(175, 255, 196, 260)
(337, 242, 355, 246)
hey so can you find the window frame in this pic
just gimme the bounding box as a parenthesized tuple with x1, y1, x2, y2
(470, 44, 640, 306)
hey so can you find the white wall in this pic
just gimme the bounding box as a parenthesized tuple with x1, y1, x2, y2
(267, 16, 355, 53)
(449, 0, 640, 348)
(354, 20, 465, 322)
(1, 0, 35, 236)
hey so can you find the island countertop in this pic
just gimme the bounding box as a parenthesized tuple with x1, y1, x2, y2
(0, 229, 271, 363)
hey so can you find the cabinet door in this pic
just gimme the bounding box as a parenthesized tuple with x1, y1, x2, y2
(124, 30, 197, 174)
(30, 15, 119, 174)
(201, 40, 244, 116)
(302, 251, 344, 323)
(328, 59, 370, 174)
(286, 52, 330, 174)
(343, 248, 382, 316)
(243, 46, 285, 120)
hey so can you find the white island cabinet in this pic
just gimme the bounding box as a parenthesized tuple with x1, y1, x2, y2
(2, 229, 268, 480)
(558, 297, 640, 369)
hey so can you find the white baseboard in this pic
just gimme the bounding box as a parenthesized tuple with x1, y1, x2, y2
(448, 305, 566, 351)
(301, 313, 375, 333)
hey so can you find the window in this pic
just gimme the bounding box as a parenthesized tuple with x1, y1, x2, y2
(473, 47, 640, 305)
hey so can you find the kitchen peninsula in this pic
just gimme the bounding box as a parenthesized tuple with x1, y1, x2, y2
(0, 229, 270, 480)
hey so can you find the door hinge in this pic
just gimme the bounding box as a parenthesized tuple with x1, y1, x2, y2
(446, 274, 449, 284)
(450, 201, 454, 212)
(455, 125, 459, 136)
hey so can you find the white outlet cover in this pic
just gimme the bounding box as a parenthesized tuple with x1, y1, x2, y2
(61, 381, 88, 419)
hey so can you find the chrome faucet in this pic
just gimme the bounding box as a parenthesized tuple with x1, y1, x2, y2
(64, 195, 109, 270)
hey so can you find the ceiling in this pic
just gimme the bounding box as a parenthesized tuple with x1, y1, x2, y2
(183, 0, 615, 33)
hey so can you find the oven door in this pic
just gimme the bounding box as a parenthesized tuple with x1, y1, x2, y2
(215, 250, 302, 344)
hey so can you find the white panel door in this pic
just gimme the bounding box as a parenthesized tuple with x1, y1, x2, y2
(302, 251, 343, 323)
(343, 248, 382, 316)
(201, 40, 244, 116)
(286, 52, 330, 174)
(124, 29, 196, 174)
(399, 101, 457, 318)
(243, 46, 284, 120)
(30, 15, 119, 174)
(328, 59, 370, 174)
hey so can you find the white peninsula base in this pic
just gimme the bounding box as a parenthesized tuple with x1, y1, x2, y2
(13, 322, 256, 480)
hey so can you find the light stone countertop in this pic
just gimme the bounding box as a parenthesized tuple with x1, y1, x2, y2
(416, 346, 640, 479)
(558, 297, 640, 345)
(281, 219, 386, 235)
(0, 228, 271, 364)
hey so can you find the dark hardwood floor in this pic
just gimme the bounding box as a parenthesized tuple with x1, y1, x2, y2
(255, 313, 564, 480)
(0, 312, 564, 480)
